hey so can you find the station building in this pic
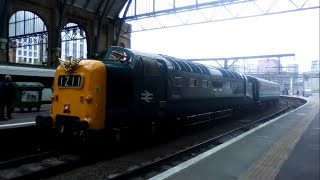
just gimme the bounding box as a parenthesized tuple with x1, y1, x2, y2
(303, 60, 320, 93)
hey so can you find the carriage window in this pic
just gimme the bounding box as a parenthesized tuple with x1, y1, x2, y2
(174, 77, 185, 87)
(202, 80, 209, 88)
(212, 81, 222, 89)
(189, 78, 197, 87)
(225, 82, 231, 89)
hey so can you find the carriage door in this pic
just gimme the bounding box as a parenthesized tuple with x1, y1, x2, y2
(140, 56, 165, 112)
(247, 79, 257, 102)
(252, 81, 259, 102)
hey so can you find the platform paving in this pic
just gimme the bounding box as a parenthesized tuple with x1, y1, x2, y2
(151, 95, 319, 180)
(0, 104, 50, 129)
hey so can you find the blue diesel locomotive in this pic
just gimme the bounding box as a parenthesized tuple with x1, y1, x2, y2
(36, 46, 280, 137)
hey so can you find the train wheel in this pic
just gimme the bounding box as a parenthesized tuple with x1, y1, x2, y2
(111, 128, 123, 143)
(146, 121, 161, 141)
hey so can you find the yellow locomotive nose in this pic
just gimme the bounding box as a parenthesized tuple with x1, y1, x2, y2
(50, 60, 107, 134)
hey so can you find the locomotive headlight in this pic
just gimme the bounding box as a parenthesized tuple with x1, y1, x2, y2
(63, 104, 70, 113)
(85, 95, 92, 103)
(51, 94, 58, 101)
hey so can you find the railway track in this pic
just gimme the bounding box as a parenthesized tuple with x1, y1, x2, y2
(0, 150, 80, 180)
(0, 151, 57, 170)
(0, 97, 304, 179)
(108, 98, 298, 179)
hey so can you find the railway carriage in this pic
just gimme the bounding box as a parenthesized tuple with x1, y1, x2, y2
(246, 75, 280, 103)
(36, 46, 280, 138)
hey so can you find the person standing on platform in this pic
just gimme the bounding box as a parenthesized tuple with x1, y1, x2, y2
(0, 77, 7, 121)
(0, 75, 15, 120)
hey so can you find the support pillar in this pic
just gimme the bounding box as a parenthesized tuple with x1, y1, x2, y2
(224, 59, 228, 69)
(51, 47, 61, 66)
(0, 38, 8, 62)
(0, 0, 9, 63)
(49, 0, 67, 67)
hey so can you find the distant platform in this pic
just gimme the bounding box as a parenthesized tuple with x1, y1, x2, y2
(0, 104, 50, 130)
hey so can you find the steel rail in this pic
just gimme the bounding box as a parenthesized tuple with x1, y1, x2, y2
(0, 150, 81, 180)
(0, 151, 58, 169)
(111, 98, 293, 179)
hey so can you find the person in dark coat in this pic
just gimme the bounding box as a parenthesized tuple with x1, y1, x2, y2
(0, 75, 15, 120)
(0, 79, 7, 121)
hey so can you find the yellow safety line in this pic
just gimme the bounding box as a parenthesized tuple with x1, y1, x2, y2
(239, 104, 319, 180)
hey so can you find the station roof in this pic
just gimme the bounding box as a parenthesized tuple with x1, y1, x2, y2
(69, 0, 128, 19)
(25, 0, 129, 19)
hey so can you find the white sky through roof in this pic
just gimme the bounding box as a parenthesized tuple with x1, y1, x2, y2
(131, 8, 319, 73)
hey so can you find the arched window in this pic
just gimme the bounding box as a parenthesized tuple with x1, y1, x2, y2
(8, 11, 48, 65)
(61, 23, 87, 59)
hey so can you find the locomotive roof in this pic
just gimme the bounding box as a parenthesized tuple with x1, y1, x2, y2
(113, 47, 244, 79)
(129, 48, 168, 61)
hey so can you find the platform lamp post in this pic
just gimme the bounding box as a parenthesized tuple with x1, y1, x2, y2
(0, 0, 9, 63)
(290, 75, 293, 96)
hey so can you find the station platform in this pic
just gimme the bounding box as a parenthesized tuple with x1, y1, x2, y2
(0, 104, 50, 130)
(152, 95, 319, 180)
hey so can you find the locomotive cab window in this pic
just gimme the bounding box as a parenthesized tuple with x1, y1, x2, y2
(212, 81, 222, 89)
(108, 50, 132, 63)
